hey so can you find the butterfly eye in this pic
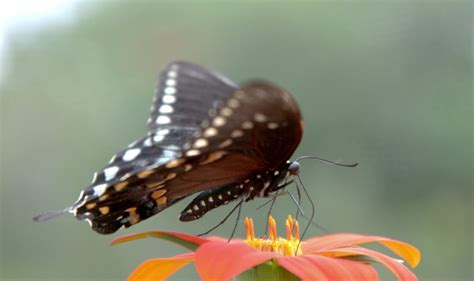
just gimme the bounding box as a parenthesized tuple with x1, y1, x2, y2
(288, 161, 300, 176)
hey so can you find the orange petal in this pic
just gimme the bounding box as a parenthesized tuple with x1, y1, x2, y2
(303, 233, 421, 267)
(320, 247, 418, 281)
(277, 255, 378, 281)
(111, 231, 210, 251)
(195, 241, 276, 281)
(128, 253, 194, 281)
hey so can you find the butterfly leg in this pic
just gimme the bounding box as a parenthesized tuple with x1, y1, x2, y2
(197, 199, 243, 236)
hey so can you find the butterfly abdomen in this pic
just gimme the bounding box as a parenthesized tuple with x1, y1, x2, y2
(179, 163, 291, 222)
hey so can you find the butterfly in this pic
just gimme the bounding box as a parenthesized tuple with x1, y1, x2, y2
(34, 61, 304, 234)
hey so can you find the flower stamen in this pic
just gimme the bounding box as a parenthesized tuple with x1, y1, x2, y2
(244, 215, 303, 256)
(268, 216, 277, 240)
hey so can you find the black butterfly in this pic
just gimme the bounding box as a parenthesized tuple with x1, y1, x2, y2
(34, 61, 304, 234)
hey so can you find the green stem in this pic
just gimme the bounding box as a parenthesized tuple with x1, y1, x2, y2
(234, 260, 300, 281)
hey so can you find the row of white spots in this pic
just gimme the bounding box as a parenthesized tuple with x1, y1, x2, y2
(188, 187, 242, 214)
(155, 64, 179, 126)
(185, 97, 244, 157)
(90, 146, 143, 196)
(182, 92, 250, 159)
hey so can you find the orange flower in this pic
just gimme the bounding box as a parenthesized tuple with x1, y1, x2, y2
(112, 216, 421, 281)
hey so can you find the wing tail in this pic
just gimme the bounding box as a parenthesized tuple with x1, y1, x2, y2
(33, 208, 71, 222)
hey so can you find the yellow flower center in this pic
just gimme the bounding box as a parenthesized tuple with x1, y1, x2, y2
(244, 215, 303, 256)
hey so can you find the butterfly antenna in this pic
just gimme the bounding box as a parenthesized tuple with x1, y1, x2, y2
(33, 208, 70, 222)
(228, 200, 243, 242)
(295, 155, 358, 167)
(198, 200, 243, 236)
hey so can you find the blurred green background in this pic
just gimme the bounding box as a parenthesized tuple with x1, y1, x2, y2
(1, 1, 472, 280)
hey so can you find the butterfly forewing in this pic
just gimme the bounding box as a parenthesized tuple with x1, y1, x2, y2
(148, 61, 238, 134)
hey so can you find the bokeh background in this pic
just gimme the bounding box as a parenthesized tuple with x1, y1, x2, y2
(1, 1, 472, 280)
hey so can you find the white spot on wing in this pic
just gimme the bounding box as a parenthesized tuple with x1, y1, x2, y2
(159, 105, 174, 114)
(204, 127, 218, 137)
(91, 172, 98, 183)
(254, 113, 267, 122)
(220, 107, 233, 116)
(143, 138, 152, 147)
(212, 116, 226, 127)
(156, 115, 171, 124)
(108, 154, 117, 164)
(153, 134, 164, 142)
(193, 138, 208, 148)
(123, 148, 141, 161)
(104, 166, 119, 181)
(186, 149, 200, 157)
(127, 140, 138, 148)
(231, 130, 243, 138)
(268, 123, 279, 129)
(164, 87, 176, 95)
(166, 79, 176, 86)
(85, 218, 93, 227)
(168, 70, 177, 78)
(93, 183, 107, 196)
(162, 95, 176, 103)
(227, 98, 240, 108)
(218, 139, 232, 148)
(242, 121, 254, 129)
(156, 129, 170, 135)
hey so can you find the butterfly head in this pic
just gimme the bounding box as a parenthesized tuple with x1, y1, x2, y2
(288, 161, 300, 176)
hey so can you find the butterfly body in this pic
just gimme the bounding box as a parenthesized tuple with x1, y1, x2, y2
(35, 62, 303, 234)
(180, 161, 292, 222)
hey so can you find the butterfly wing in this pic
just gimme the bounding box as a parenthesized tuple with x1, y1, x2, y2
(147, 61, 238, 134)
(72, 62, 303, 234)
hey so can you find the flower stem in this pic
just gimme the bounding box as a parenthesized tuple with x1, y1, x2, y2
(234, 260, 299, 281)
